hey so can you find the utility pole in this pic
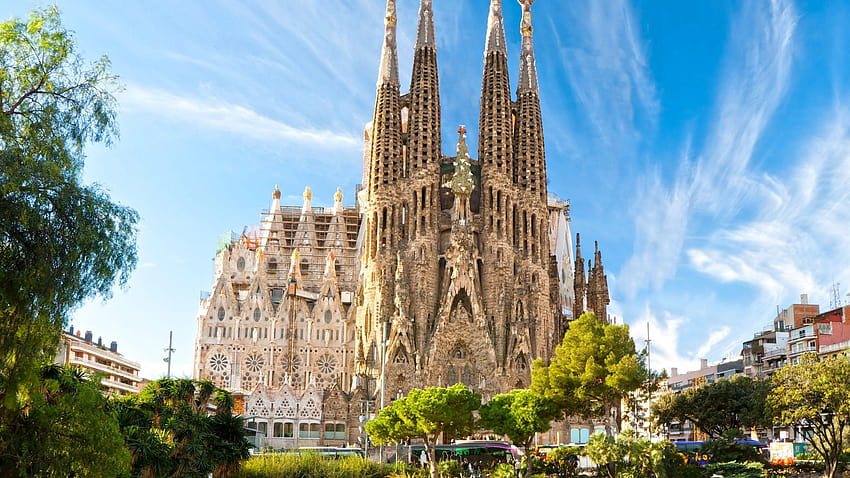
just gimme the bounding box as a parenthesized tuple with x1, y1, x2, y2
(379, 321, 388, 463)
(645, 322, 652, 441)
(163, 330, 175, 378)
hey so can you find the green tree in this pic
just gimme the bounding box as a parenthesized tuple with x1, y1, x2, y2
(651, 374, 772, 438)
(769, 353, 850, 478)
(0, 365, 131, 476)
(0, 4, 136, 429)
(584, 432, 628, 478)
(531, 313, 645, 431)
(114, 378, 251, 478)
(366, 384, 481, 478)
(478, 389, 559, 478)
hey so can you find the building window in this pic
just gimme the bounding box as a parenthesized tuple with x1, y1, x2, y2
(324, 423, 346, 440)
(273, 422, 284, 437)
(217, 307, 225, 321)
(254, 308, 261, 322)
(237, 257, 246, 271)
(299, 423, 320, 439)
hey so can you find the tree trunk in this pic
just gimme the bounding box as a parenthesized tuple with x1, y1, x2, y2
(424, 442, 439, 478)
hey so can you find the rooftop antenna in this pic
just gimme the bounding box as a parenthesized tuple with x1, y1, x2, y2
(163, 330, 175, 378)
(830, 282, 841, 309)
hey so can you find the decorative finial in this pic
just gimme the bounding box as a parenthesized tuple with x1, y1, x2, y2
(377, 0, 400, 86)
(272, 184, 281, 199)
(334, 187, 343, 203)
(303, 186, 313, 201)
(458, 125, 467, 136)
(485, 0, 507, 55)
(519, 0, 535, 37)
(291, 249, 301, 262)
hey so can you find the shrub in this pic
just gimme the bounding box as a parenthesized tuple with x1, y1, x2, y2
(236, 453, 392, 478)
(705, 461, 764, 478)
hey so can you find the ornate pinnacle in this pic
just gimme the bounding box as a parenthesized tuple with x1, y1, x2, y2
(485, 0, 507, 55)
(377, 0, 400, 86)
(303, 186, 312, 201)
(415, 0, 436, 50)
(517, 0, 539, 92)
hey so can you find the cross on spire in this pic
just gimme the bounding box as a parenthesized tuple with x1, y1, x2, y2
(458, 125, 467, 135)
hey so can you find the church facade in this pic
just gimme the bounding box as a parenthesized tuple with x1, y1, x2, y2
(193, 0, 608, 450)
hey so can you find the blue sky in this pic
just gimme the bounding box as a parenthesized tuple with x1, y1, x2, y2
(8, 0, 850, 379)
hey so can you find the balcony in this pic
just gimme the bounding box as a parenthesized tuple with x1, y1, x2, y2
(820, 340, 850, 355)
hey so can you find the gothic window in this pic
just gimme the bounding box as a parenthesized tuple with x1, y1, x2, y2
(301, 259, 310, 272)
(446, 366, 458, 385)
(268, 258, 277, 271)
(217, 307, 225, 321)
(324, 310, 333, 324)
(245, 353, 265, 373)
(237, 257, 246, 271)
(208, 353, 229, 373)
(253, 308, 261, 322)
(451, 347, 466, 360)
(462, 366, 473, 385)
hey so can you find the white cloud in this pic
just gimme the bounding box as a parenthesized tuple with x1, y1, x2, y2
(695, 326, 731, 359)
(546, 0, 658, 160)
(619, 1, 798, 297)
(121, 84, 359, 149)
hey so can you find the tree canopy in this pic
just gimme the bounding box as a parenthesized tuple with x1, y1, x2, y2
(0, 4, 137, 430)
(651, 374, 773, 438)
(366, 384, 480, 478)
(114, 378, 251, 478)
(478, 389, 559, 478)
(531, 313, 645, 430)
(769, 353, 850, 478)
(0, 365, 131, 476)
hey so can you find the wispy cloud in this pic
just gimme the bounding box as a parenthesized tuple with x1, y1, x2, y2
(691, 0, 798, 214)
(619, 0, 798, 297)
(121, 85, 359, 149)
(546, 0, 658, 161)
(688, 107, 850, 303)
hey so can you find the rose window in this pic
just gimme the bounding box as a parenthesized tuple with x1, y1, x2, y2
(316, 354, 337, 374)
(208, 353, 229, 373)
(280, 355, 302, 373)
(245, 353, 265, 373)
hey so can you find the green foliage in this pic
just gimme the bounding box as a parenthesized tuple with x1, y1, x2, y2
(114, 378, 251, 478)
(366, 384, 480, 478)
(437, 459, 462, 478)
(236, 453, 393, 478)
(0, 365, 131, 476)
(0, 3, 136, 446)
(585, 432, 628, 478)
(651, 375, 772, 438)
(479, 389, 559, 477)
(769, 353, 850, 478)
(581, 431, 701, 478)
(489, 463, 518, 478)
(704, 461, 764, 478)
(531, 313, 645, 427)
(698, 430, 764, 464)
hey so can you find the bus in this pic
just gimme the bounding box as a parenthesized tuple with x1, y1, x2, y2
(673, 439, 766, 465)
(408, 440, 520, 469)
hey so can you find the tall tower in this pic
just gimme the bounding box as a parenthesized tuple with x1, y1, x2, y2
(355, 0, 564, 400)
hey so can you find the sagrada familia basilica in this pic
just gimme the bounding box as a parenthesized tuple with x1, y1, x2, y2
(193, 0, 610, 449)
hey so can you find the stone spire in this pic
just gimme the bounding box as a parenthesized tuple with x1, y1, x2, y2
(377, 0, 399, 87)
(408, 0, 442, 175)
(573, 233, 586, 320)
(588, 241, 610, 323)
(485, 0, 507, 56)
(414, 0, 435, 50)
(479, 0, 513, 178)
(367, 0, 403, 196)
(517, 0, 539, 92)
(513, 0, 545, 197)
